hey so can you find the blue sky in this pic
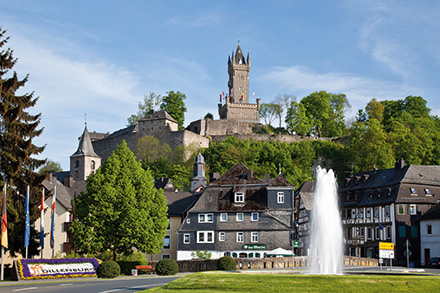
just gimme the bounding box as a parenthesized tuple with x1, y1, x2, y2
(1, 0, 439, 170)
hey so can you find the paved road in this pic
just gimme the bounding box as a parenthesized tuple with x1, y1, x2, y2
(0, 275, 181, 293)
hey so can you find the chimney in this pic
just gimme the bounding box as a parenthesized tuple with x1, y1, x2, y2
(209, 172, 220, 183)
(48, 172, 53, 182)
(247, 169, 253, 180)
(265, 173, 270, 185)
(64, 175, 73, 188)
(395, 158, 405, 170)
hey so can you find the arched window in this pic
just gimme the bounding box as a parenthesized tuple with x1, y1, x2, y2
(91, 160, 95, 170)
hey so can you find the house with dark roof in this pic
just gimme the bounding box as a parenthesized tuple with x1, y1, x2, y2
(339, 159, 440, 266)
(176, 162, 295, 260)
(420, 202, 440, 266)
(294, 181, 315, 256)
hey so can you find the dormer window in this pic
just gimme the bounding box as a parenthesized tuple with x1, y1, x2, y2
(235, 192, 244, 203)
(277, 192, 284, 204)
(410, 188, 417, 195)
(425, 189, 432, 196)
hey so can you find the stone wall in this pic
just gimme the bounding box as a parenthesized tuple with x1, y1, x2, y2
(211, 133, 332, 144)
(92, 126, 209, 162)
(187, 119, 255, 136)
(157, 256, 378, 273)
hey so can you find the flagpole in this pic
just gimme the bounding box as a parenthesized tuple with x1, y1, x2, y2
(1, 183, 7, 281)
(0, 247, 4, 281)
(40, 188, 44, 259)
(25, 185, 30, 259)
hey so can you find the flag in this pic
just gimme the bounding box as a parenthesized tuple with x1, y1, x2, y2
(219, 94, 222, 103)
(50, 186, 56, 249)
(1, 184, 7, 249)
(241, 92, 244, 99)
(24, 185, 30, 248)
(40, 189, 44, 249)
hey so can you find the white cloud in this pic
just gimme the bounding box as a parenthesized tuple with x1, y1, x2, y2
(257, 65, 420, 117)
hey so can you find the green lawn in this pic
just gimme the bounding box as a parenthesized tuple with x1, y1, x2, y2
(146, 272, 440, 292)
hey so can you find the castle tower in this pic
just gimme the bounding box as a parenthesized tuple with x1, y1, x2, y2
(190, 152, 207, 193)
(218, 43, 260, 123)
(70, 123, 101, 185)
(228, 43, 251, 103)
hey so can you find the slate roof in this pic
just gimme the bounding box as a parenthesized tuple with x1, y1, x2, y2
(42, 177, 74, 210)
(295, 181, 315, 211)
(139, 110, 177, 123)
(209, 162, 264, 185)
(108, 124, 137, 138)
(71, 125, 99, 157)
(339, 164, 440, 208)
(164, 191, 199, 216)
(155, 178, 177, 192)
(420, 202, 440, 221)
(269, 174, 294, 187)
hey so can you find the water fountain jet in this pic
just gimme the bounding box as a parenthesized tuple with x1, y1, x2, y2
(308, 166, 343, 274)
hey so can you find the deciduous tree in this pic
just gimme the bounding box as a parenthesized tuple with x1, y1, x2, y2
(160, 91, 187, 130)
(71, 141, 168, 260)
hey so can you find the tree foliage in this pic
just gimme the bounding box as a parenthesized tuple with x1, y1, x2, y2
(127, 92, 162, 126)
(71, 141, 169, 260)
(160, 91, 187, 130)
(38, 160, 63, 175)
(0, 28, 45, 256)
(286, 91, 349, 137)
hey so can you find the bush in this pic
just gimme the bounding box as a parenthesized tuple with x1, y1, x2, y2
(117, 260, 148, 275)
(217, 256, 236, 271)
(96, 260, 120, 278)
(155, 259, 178, 276)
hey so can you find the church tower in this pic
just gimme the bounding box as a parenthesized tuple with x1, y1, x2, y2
(190, 152, 207, 193)
(70, 123, 101, 193)
(227, 43, 251, 103)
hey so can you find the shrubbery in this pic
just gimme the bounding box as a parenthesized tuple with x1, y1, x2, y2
(96, 260, 120, 278)
(155, 259, 178, 276)
(217, 256, 236, 271)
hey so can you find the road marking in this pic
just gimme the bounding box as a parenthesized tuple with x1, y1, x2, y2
(131, 283, 168, 288)
(13, 288, 38, 292)
(98, 290, 122, 293)
(60, 283, 73, 286)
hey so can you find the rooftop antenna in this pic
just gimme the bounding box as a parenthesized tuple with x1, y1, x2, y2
(84, 113, 87, 127)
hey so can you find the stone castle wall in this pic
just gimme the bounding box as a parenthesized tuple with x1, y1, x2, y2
(92, 126, 209, 162)
(211, 133, 332, 144)
(187, 119, 254, 136)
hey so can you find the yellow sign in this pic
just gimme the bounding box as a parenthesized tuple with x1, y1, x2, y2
(379, 242, 394, 250)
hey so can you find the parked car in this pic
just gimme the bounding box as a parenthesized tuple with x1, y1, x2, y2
(430, 257, 440, 268)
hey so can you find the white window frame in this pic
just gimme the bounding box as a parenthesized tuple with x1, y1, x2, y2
(409, 204, 417, 215)
(198, 213, 214, 223)
(277, 192, 284, 204)
(251, 232, 259, 243)
(236, 213, 244, 222)
(219, 232, 225, 241)
(183, 233, 190, 244)
(236, 232, 244, 242)
(197, 231, 214, 243)
(251, 212, 259, 221)
(220, 213, 228, 222)
(235, 192, 245, 203)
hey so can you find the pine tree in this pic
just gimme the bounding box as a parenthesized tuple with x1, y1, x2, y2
(0, 28, 46, 256)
